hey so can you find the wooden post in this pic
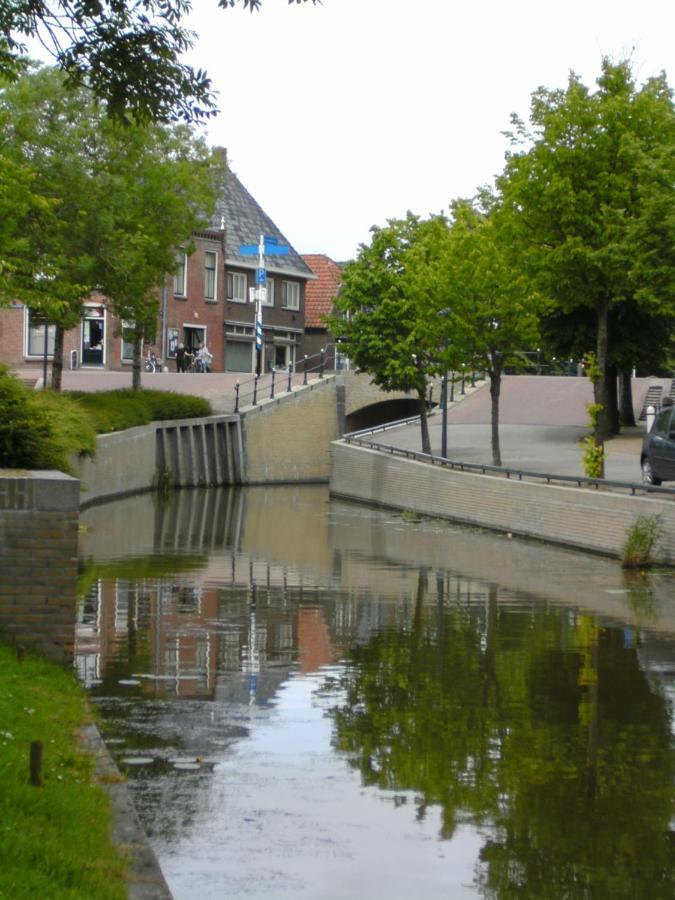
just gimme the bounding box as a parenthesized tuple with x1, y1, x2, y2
(29, 741, 43, 786)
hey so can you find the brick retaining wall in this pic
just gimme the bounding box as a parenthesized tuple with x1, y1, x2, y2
(330, 442, 675, 565)
(0, 471, 80, 662)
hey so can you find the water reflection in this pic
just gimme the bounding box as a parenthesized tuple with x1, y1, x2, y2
(76, 487, 675, 899)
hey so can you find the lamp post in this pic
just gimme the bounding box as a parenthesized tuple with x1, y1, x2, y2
(439, 308, 451, 459)
(441, 370, 448, 459)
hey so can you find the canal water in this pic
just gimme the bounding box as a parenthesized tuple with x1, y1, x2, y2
(76, 486, 675, 899)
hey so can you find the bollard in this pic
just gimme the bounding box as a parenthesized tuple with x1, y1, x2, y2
(29, 741, 43, 786)
(252, 374, 259, 406)
(646, 404, 655, 433)
(303, 355, 308, 386)
(287, 364, 292, 393)
(319, 348, 325, 379)
(234, 382, 240, 413)
(450, 373, 455, 402)
(270, 368, 275, 400)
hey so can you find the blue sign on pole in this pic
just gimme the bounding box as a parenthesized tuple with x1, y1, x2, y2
(256, 267, 267, 285)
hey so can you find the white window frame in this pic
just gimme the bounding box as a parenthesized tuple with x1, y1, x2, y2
(227, 271, 247, 304)
(262, 276, 274, 308)
(24, 307, 56, 358)
(281, 280, 299, 310)
(120, 321, 135, 363)
(204, 251, 217, 302)
(173, 250, 187, 297)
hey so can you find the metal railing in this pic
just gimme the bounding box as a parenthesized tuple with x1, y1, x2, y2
(342, 431, 675, 499)
(231, 347, 331, 413)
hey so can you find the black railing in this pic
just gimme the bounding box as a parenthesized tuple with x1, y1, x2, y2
(232, 347, 332, 413)
(341, 431, 675, 499)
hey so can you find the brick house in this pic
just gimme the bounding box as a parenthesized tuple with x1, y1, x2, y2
(0, 150, 313, 375)
(301, 253, 346, 370)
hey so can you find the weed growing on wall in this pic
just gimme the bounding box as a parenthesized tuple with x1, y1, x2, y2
(621, 515, 664, 569)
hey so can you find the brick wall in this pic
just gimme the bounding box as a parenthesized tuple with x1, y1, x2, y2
(0, 472, 80, 663)
(241, 379, 338, 483)
(330, 442, 675, 565)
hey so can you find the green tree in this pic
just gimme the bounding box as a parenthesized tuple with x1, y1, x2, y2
(91, 124, 223, 389)
(433, 203, 542, 466)
(0, 66, 222, 390)
(329, 213, 449, 455)
(0, 66, 100, 389)
(498, 60, 675, 443)
(0, 1, 318, 123)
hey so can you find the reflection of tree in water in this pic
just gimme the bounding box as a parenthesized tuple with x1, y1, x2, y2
(331, 571, 675, 898)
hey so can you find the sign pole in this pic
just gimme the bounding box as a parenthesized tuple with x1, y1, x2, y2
(255, 235, 264, 374)
(239, 234, 289, 376)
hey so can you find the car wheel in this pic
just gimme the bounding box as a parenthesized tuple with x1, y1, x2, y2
(641, 457, 662, 486)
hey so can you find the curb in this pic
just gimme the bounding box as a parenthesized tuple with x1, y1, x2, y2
(81, 723, 172, 900)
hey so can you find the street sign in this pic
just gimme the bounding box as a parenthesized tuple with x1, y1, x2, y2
(256, 267, 267, 284)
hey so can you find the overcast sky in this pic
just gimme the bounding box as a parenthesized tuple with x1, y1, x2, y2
(187, 0, 673, 261)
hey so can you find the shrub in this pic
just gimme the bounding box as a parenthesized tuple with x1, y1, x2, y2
(67, 389, 212, 434)
(0, 366, 65, 471)
(621, 515, 663, 569)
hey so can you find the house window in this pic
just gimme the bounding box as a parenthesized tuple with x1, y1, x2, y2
(204, 251, 217, 301)
(25, 308, 55, 357)
(281, 280, 299, 310)
(227, 272, 247, 303)
(174, 250, 187, 296)
(121, 322, 135, 362)
(262, 277, 274, 308)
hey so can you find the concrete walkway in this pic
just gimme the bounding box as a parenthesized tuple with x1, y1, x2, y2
(389, 375, 650, 483)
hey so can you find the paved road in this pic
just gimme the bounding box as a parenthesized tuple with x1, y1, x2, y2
(383, 376, 650, 483)
(18, 367, 319, 413)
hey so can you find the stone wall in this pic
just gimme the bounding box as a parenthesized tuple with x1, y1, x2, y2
(0, 471, 80, 663)
(330, 442, 675, 565)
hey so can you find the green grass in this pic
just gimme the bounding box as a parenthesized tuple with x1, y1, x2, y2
(0, 644, 127, 899)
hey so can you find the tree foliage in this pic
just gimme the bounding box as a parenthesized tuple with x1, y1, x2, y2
(0, 65, 222, 389)
(433, 202, 542, 465)
(329, 213, 449, 454)
(0, 1, 319, 123)
(91, 121, 223, 388)
(498, 60, 675, 440)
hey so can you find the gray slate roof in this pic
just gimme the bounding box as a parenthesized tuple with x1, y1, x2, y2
(212, 169, 314, 280)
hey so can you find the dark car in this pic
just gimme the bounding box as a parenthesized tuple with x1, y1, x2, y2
(641, 398, 675, 485)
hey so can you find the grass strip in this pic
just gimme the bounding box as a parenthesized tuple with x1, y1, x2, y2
(0, 643, 127, 899)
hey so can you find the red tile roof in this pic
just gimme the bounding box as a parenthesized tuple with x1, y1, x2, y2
(302, 254, 342, 329)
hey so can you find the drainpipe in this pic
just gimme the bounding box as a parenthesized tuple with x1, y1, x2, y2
(160, 283, 168, 366)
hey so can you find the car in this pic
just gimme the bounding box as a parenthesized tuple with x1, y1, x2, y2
(641, 397, 675, 485)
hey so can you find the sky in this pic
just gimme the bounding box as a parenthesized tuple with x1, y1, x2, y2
(188, 1, 672, 260)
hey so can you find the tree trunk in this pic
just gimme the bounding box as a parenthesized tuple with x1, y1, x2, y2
(489, 368, 502, 467)
(418, 385, 432, 455)
(607, 363, 620, 434)
(618, 371, 636, 427)
(132, 332, 143, 391)
(50, 325, 64, 392)
(594, 298, 612, 441)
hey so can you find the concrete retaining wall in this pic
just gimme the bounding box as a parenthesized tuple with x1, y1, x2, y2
(330, 442, 675, 565)
(0, 471, 80, 662)
(77, 414, 243, 507)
